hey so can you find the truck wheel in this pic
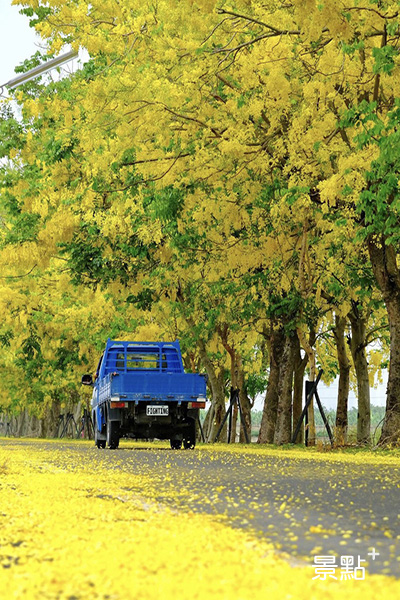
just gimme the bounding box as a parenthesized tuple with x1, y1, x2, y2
(107, 420, 120, 449)
(183, 420, 196, 449)
(170, 439, 182, 450)
(95, 432, 106, 449)
(94, 415, 106, 449)
(183, 438, 195, 450)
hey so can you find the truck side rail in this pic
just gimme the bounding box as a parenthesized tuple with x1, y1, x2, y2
(96, 372, 206, 406)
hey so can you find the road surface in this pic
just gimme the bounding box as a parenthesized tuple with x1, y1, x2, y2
(3, 439, 400, 577)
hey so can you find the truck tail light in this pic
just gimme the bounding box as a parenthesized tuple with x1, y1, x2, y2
(188, 401, 206, 409)
(110, 401, 127, 408)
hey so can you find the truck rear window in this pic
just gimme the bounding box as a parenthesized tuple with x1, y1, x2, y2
(125, 352, 160, 370)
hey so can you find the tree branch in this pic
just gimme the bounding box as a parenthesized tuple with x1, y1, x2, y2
(1, 265, 37, 279)
(216, 8, 300, 35)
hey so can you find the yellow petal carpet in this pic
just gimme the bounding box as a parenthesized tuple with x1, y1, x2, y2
(1, 439, 400, 599)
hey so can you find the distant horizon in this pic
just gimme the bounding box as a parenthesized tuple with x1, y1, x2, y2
(252, 371, 388, 411)
(250, 403, 386, 413)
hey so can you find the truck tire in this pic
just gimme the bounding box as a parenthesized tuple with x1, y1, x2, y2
(95, 430, 106, 449)
(107, 420, 120, 449)
(94, 414, 106, 449)
(170, 438, 182, 450)
(183, 438, 195, 450)
(183, 420, 196, 449)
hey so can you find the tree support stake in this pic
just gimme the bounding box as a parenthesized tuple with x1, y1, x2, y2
(214, 388, 250, 444)
(291, 369, 334, 446)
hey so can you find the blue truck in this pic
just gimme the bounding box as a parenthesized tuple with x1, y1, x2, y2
(81, 339, 207, 449)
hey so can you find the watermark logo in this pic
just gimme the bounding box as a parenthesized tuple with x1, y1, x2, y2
(312, 548, 379, 580)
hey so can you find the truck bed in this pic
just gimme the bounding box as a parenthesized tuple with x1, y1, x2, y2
(98, 372, 206, 404)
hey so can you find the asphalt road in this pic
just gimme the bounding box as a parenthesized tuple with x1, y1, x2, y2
(4, 439, 400, 578)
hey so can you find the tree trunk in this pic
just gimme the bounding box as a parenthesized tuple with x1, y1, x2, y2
(208, 369, 227, 442)
(349, 307, 371, 444)
(382, 298, 400, 443)
(217, 325, 251, 443)
(218, 325, 238, 443)
(368, 238, 400, 444)
(197, 339, 227, 442)
(297, 327, 316, 445)
(238, 365, 252, 443)
(230, 403, 238, 443)
(181, 300, 228, 442)
(293, 332, 308, 444)
(274, 332, 296, 445)
(258, 326, 285, 443)
(333, 315, 350, 445)
(202, 403, 214, 441)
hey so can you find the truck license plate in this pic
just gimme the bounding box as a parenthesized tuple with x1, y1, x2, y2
(146, 405, 169, 416)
